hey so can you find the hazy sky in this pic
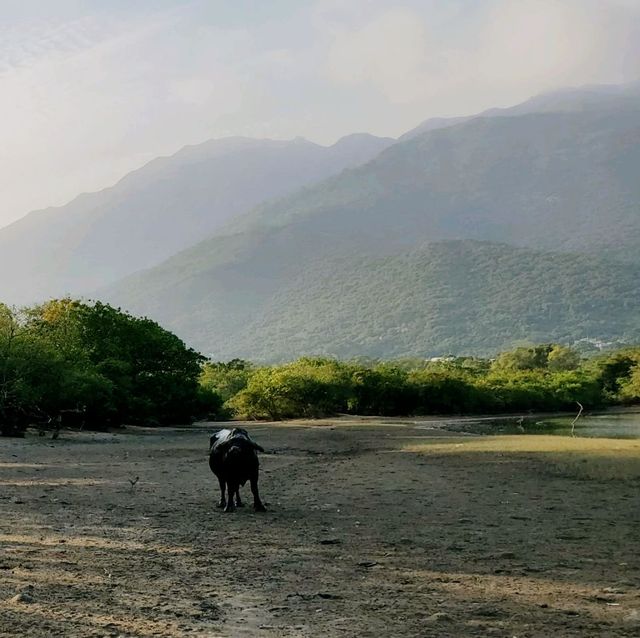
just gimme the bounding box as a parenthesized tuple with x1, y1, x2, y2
(1, 0, 639, 228)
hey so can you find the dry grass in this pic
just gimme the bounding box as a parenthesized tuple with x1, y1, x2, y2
(404, 435, 640, 480)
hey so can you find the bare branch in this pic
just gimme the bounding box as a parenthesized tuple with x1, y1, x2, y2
(570, 402, 584, 437)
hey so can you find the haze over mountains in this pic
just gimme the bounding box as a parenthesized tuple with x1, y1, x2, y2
(98, 83, 640, 359)
(4, 82, 640, 360)
(0, 133, 392, 304)
(399, 81, 640, 140)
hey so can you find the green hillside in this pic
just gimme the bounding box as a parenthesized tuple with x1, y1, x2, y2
(223, 107, 640, 261)
(232, 241, 640, 360)
(101, 89, 640, 359)
(106, 240, 640, 361)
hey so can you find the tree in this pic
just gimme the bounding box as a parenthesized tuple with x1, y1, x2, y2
(547, 345, 581, 371)
(492, 345, 545, 372)
(201, 359, 255, 402)
(618, 364, 640, 402)
(0, 305, 69, 435)
(26, 299, 219, 426)
(230, 358, 353, 419)
(590, 348, 640, 396)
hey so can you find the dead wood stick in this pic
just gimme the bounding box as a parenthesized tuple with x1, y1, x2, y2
(570, 402, 584, 437)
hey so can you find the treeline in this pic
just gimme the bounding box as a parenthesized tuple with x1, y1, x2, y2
(1, 299, 220, 436)
(201, 345, 640, 420)
(3, 299, 639, 437)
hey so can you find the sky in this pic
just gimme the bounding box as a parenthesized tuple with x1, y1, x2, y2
(1, 0, 639, 228)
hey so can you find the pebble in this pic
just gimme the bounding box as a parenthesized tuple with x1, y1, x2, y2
(9, 592, 34, 604)
(426, 612, 451, 623)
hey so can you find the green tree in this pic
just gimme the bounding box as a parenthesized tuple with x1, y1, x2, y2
(201, 359, 255, 402)
(230, 358, 353, 419)
(547, 345, 581, 372)
(27, 299, 219, 426)
(0, 305, 69, 435)
(618, 364, 640, 402)
(492, 345, 555, 372)
(589, 348, 640, 397)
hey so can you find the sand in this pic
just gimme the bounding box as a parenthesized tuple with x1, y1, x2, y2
(1, 420, 639, 637)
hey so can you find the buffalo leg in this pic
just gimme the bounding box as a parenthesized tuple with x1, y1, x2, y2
(250, 474, 266, 512)
(224, 482, 236, 513)
(216, 477, 226, 509)
(235, 488, 244, 507)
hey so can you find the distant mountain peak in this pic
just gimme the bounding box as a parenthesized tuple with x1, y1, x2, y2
(332, 132, 395, 147)
(0, 129, 394, 305)
(402, 80, 640, 141)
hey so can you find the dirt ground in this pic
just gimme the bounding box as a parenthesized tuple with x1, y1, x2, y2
(1, 420, 639, 637)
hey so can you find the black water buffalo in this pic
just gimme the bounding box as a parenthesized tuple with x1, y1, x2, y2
(208, 428, 266, 513)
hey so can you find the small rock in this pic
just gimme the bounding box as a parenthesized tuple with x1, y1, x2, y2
(10, 592, 34, 604)
(426, 612, 451, 623)
(319, 538, 340, 545)
(357, 561, 378, 568)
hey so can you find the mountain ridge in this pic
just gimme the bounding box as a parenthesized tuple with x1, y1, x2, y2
(103, 239, 640, 361)
(100, 89, 640, 358)
(400, 80, 640, 139)
(0, 132, 393, 304)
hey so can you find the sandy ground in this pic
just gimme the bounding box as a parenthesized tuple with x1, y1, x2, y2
(1, 420, 639, 637)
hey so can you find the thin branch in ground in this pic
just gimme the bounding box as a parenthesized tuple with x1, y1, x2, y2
(570, 402, 584, 437)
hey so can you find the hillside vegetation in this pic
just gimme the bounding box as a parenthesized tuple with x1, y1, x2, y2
(106, 240, 640, 361)
(2, 83, 639, 362)
(225, 105, 640, 259)
(230, 241, 640, 360)
(103, 86, 640, 359)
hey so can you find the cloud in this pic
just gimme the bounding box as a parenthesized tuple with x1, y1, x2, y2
(326, 8, 433, 104)
(324, 0, 640, 112)
(1, 0, 639, 227)
(0, 9, 256, 224)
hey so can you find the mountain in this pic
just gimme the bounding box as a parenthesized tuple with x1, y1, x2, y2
(401, 81, 640, 140)
(227, 107, 640, 259)
(101, 88, 640, 359)
(105, 240, 640, 360)
(208, 240, 640, 360)
(0, 133, 393, 305)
